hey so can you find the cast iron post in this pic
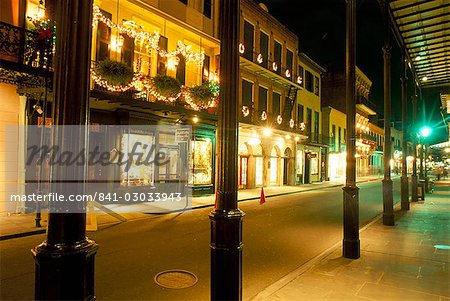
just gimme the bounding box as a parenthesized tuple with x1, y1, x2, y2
(400, 51, 409, 210)
(343, 0, 360, 259)
(424, 144, 429, 192)
(382, 0, 394, 226)
(419, 137, 424, 179)
(411, 85, 418, 201)
(32, 0, 98, 300)
(209, 0, 244, 300)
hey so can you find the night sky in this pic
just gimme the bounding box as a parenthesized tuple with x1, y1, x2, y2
(259, 0, 449, 144)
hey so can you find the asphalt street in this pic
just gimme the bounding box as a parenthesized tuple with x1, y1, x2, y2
(0, 178, 401, 300)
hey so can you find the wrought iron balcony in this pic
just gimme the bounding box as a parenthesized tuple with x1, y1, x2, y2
(0, 21, 53, 76)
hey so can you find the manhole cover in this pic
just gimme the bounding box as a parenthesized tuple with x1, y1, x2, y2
(154, 270, 198, 289)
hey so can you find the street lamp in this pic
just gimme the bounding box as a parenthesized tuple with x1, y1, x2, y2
(419, 126, 431, 138)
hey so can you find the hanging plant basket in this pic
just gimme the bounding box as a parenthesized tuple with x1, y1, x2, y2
(96, 59, 134, 86)
(151, 75, 182, 99)
(188, 83, 215, 106)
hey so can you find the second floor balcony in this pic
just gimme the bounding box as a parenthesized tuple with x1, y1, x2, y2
(0, 21, 53, 77)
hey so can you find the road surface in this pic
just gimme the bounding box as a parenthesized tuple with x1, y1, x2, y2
(0, 178, 401, 300)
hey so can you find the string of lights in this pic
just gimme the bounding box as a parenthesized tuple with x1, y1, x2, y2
(93, 5, 205, 66)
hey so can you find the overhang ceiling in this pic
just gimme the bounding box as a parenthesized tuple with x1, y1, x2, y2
(389, 0, 450, 88)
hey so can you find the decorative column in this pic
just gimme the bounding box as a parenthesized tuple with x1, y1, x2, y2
(342, 0, 360, 259)
(424, 144, 429, 192)
(210, 0, 244, 300)
(382, 0, 394, 226)
(32, 0, 98, 300)
(411, 85, 418, 201)
(400, 51, 409, 210)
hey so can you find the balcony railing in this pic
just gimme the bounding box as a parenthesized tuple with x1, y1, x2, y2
(356, 96, 377, 112)
(0, 21, 53, 73)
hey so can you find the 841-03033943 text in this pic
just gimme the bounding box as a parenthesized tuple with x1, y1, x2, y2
(95, 192, 183, 203)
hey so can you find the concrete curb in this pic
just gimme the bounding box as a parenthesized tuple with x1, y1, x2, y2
(251, 201, 403, 301)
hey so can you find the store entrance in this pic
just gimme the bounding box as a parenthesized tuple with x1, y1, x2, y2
(304, 152, 311, 184)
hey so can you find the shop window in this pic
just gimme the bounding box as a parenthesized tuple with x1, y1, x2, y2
(310, 153, 319, 175)
(157, 36, 168, 75)
(120, 133, 154, 186)
(273, 40, 282, 75)
(258, 86, 268, 115)
(314, 76, 320, 95)
(305, 70, 313, 92)
(255, 157, 263, 186)
(158, 132, 179, 181)
(158, 147, 179, 181)
(338, 126, 342, 151)
(286, 49, 293, 76)
(332, 124, 336, 150)
(270, 147, 279, 185)
(176, 53, 186, 85)
(96, 9, 111, 61)
(272, 92, 281, 117)
(202, 55, 210, 83)
(243, 20, 254, 61)
(259, 31, 269, 68)
(191, 139, 213, 185)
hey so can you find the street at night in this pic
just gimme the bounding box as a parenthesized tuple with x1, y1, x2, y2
(3, 179, 402, 300)
(1, 0, 450, 300)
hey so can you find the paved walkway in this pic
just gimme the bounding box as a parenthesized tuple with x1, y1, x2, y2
(0, 175, 383, 240)
(252, 180, 450, 301)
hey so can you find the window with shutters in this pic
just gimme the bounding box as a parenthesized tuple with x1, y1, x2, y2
(243, 20, 254, 61)
(259, 31, 269, 68)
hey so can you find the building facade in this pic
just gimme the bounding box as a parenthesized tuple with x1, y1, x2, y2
(0, 0, 330, 217)
(322, 66, 385, 179)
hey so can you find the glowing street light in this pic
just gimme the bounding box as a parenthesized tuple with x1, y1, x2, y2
(419, 126, 431, 138)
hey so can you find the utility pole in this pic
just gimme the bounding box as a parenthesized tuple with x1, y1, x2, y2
(343, 0, 360, 259)
(210, 0, 244, 300)
(400, 50, 409, 210)
(382, 0, 395, 226)
(32, 0, 98, 299)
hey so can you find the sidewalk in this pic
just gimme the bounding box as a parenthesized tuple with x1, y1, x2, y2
(0, 175, 383, 240)
(252, 180, 450, 301)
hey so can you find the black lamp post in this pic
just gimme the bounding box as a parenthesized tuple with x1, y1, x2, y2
(400, 50, 409, 211)
(209, 0, 244, 300)
(411, 87, 419, 202)
(342, 0, 360, 259)
(382, 0, 395, 226)
(32, 0, 98, 299)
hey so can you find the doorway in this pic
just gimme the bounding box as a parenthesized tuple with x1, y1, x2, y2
(304, 152, 311, 184)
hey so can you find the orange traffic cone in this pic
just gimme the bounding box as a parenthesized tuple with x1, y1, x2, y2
(260, 187, 266, 204)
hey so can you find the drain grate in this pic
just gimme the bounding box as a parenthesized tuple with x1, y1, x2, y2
(154, 270, 198, 289)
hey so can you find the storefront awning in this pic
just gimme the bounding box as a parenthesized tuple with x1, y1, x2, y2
(388, 0, 450, 88)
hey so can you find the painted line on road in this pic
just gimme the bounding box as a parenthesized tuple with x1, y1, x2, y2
(251, 201, 402, 301)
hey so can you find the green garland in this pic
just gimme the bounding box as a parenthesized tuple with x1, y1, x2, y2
(96, 60, 134, 85)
